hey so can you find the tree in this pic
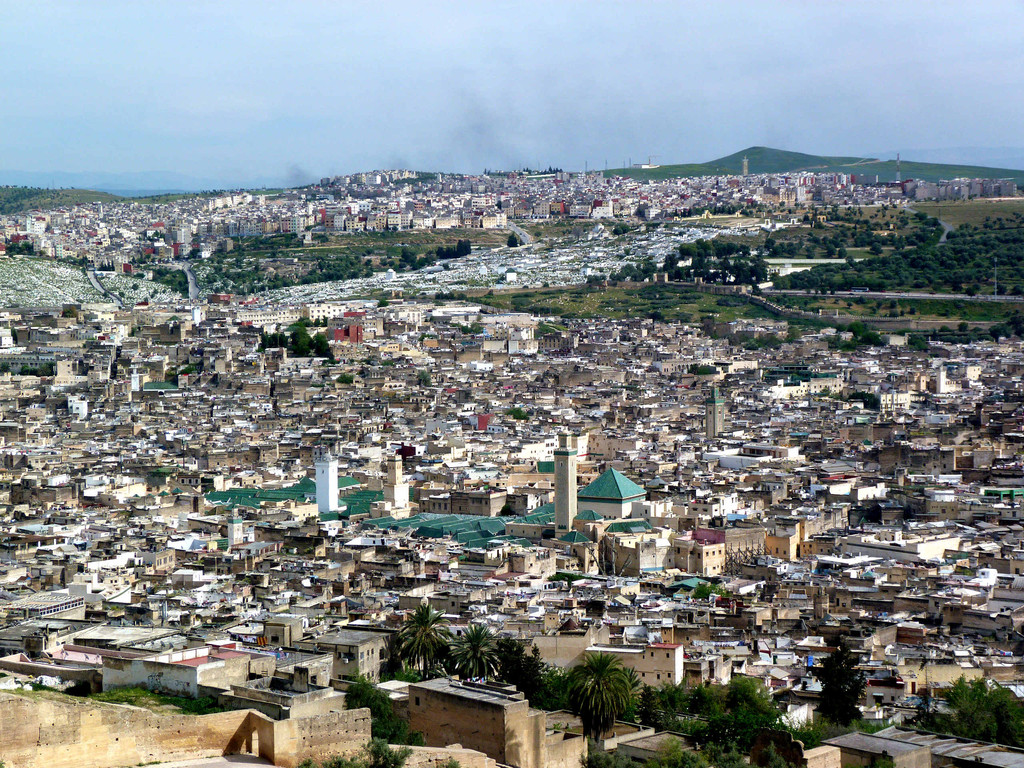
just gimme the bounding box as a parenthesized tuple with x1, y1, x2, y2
(495, 638, 546, 700)
(397, 604, 451, 676)
(567, 652, 634, 740)
(449, 624, 499, 679)
(922, 676, 1024, 747)
(345, 676, 419, 744)
(416, 370, 431, 387)
(364, 739, 412, 768)
(507, 233, 520, 248)
(647, 740, 708, 768)
(814, 639, 865, 726)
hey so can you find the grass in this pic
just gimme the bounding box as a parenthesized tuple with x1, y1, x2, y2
(89, 687, 226, 715)
(912, 200, 1024, 228)
(478, 283, 778, 323)
(772, 294, 1024, 322)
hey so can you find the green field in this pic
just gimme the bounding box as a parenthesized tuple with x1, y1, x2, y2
(606, 146, 1024, 185)
(477, 284, 778, 323)
(772, 294, 1024, 323)
(912, 199, 1024, 228)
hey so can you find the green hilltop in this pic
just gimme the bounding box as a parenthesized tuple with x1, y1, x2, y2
(0, 186, 124, 215)
(606, 146, 1024, 185)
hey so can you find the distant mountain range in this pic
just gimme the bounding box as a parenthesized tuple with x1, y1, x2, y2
(605, 146, 1024, 184)
(0, 169, 303, 197)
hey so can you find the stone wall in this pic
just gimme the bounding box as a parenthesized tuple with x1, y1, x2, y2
(405, 745, 497, 768)
(0, 691, 371, 768)
(0, 692, 250, 768)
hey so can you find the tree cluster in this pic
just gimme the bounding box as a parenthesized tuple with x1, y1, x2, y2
(665, 240, 768, 287)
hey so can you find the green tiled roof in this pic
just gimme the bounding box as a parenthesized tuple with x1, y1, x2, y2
(143, 380, 178, 391)
(559, 530, 592, 544)
(604, 519, 652, 534)
(537, 461, 555, 474)
(207, 475, 362, 510)
(365, 513, 507, 541)
(578, 469, 645, 501)
(575, 510, 603, 521)
(519, 503, 554, 524)
(333, 489, 383, 518)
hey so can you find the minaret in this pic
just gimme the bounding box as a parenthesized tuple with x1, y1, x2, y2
(705, 387, 726, 438)
(384, 453, 409, 508)
(227, 518, 243, 548)
(742, 156, 749, 177)
(896, 153, 901, 184)
(554, 434, 578, 534)
(315, 447, 339, 514)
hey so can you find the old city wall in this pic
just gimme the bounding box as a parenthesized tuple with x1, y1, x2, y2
(0, 692, 251, 768)
(405, 745, 497, 768)
(0, 692, 371, 768)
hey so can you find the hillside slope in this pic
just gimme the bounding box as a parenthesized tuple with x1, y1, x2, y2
(606, 146, 1024, 184)
(0, 187, 123, 215)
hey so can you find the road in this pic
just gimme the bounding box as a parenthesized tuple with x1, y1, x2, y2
(764, 288, 1023, 303)
(907, 204, 953, 243)
(172, 260, 200, 301)
(86, 268, 124, 308)
(508, 221, 533, 245)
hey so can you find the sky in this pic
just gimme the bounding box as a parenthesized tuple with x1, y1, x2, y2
(3, 0, 1024, 189)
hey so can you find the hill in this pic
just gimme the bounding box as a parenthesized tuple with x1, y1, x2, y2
(0, 186, 123, 215)
(605, 146, 1024, 185)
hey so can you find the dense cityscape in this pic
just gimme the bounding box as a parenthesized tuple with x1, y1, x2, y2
(4, 4, 1024, 768)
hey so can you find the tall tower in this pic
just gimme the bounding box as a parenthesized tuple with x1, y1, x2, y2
(554, 434, 578, 534)
(227, 518, 243, 548)
(742, 156, 749, 177)
(315, 447, 339, 514)
(895, 153, 901, 184)
(384, 453, 409, 508)
(705, 387, 726, 438)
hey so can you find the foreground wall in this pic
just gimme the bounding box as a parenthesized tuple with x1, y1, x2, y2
(0, 692, 371, 768)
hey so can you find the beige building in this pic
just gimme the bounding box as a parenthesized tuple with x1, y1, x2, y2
(408, 678, 585, 768)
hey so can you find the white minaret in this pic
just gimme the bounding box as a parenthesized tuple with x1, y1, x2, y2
(315, 449, 339, 514)
(227, 518, 243, 548)
(555, 434, 578, 534)
(384, 453, 409, 508)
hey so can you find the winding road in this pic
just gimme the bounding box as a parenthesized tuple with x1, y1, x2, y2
(170, 260, 201, 301)
(907, 205, 953, 243)
(86, 268, 124, 308)
(508, 221, 534, 245)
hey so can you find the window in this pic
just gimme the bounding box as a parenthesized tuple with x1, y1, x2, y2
(415, 696, 420, 706)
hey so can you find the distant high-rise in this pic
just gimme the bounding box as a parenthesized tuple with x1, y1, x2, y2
(896, 153, 901, 184)
(554, 434, 578, 533)
(742, 156, 749, 176)
(705, 387, 726, 438)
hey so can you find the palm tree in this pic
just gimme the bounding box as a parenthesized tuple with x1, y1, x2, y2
(567, 652, 635, 740)
(449, 624, 499, 679)
(397, 604, 451, 676)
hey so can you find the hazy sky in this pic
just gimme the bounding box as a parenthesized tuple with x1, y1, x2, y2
(4, 0, 1024, 187)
